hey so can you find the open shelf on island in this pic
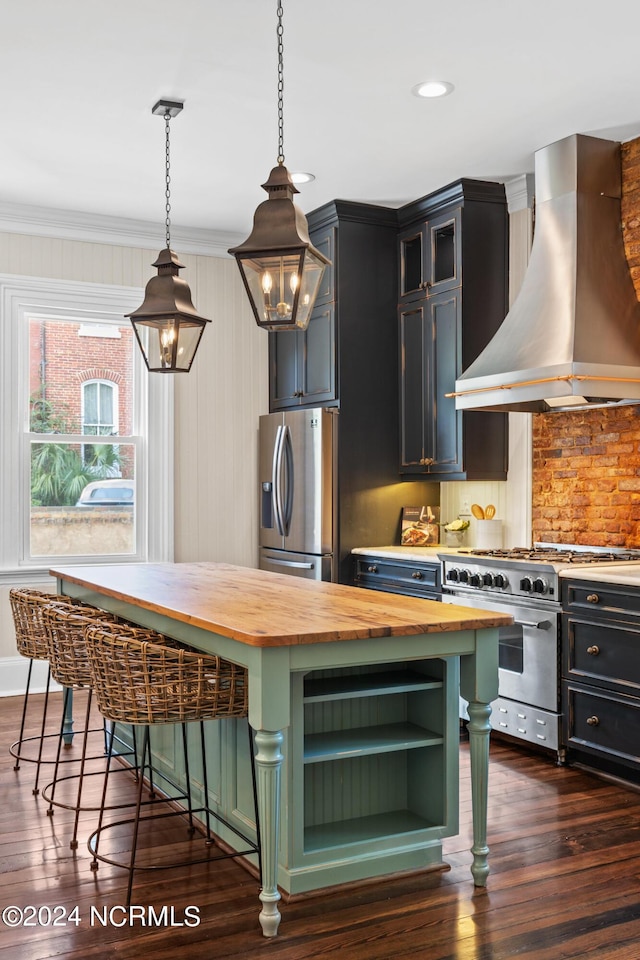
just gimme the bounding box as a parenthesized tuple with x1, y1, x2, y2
(303, 669, 443, 703)
(304, 809, 439, 853)
(304, 722, 443, 763)
(295, 658, 455, 870)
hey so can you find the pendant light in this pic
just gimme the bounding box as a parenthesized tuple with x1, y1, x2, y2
(229, 1, 330, 332)
(127, 99, 210, 372)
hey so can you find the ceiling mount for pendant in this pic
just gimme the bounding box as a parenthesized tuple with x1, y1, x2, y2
(228, 0, 330, 332)
(127, 98, 210, 372)
(151, 98, 184, 118)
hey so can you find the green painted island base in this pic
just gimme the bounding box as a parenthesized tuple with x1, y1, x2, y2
(51, 562, 505, 938)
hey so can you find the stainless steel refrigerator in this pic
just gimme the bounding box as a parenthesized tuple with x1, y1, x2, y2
(259, 407, 337, 581)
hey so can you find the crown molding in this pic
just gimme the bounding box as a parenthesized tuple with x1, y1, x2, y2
(504, 173, 535, 213)
(0, 201, 244, 258)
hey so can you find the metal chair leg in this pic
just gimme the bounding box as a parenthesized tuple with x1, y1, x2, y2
(45, 686, 71, 816)
(126, 725, 150, 907)
(32, 667, 52, 796)
(89, 721, 118, 871)
(69, 689, 94, 849)
(181, 722, 196, 836)
(12, 659, 34, 771)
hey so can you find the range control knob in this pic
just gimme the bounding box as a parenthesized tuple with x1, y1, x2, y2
(483, 572, 495, 587)
(447, 568, 460, 582)
(520, 576, 534, 592)
(469, 573, 482, 587)
(532, 577, 548, 594)
(458, 569, 470, 584)
(494, 573, 508, 589)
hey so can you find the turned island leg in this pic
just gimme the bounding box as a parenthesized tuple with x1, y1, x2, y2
(466, 700, 492, 886)
(460, 628, 499, 888)
(254, 728, 284, 937)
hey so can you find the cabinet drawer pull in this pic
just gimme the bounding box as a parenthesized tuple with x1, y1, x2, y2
(367, 565, 378, 574)
(586, 715, 600, 726)
(586, 645, 600, 656)
(411, 571, 423, 580)
(419, 457, 434, 466)
(586, 593, 600, 604)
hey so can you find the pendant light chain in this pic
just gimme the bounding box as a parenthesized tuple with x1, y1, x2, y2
(227, 2, 331, 333)
(277, 2, 285, 164)
(164, 112, 172, 249)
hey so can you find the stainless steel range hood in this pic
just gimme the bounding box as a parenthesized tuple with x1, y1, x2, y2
(454, 134, 640, 413)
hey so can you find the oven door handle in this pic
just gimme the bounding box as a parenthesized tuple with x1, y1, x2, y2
(514, 618, 552, 630)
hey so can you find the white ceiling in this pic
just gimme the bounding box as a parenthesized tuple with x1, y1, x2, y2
(2, 0, 640, 244)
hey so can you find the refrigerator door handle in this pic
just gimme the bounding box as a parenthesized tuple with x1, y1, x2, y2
(281, 424, 294, 537)
(272, 424, 285, 537)
(262, 557, 314, 570)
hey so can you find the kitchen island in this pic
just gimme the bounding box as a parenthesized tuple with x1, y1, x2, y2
(50, 561, 511, 938)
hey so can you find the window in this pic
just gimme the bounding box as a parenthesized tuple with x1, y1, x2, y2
(0, 276, 173, 577)
(81, 380, 118, 469)
(82, 380, 117, 437)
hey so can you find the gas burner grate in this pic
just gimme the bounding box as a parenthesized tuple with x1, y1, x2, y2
(460, 547, 640, 563)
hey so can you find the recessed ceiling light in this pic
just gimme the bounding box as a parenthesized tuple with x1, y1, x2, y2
(412, 80, 455, 99)
(290, 171, 316, 184)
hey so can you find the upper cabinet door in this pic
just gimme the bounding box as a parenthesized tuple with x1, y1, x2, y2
(398, 224, 426, 303)
(268, 303, 336, 410)
(301, 303, 336, 405)
(428, 209, 461, 296)
(311, 225, 336, 307)
(269, 329, 300, 408)
(398, 209, 461, 303)
(398, 292, 463, 477)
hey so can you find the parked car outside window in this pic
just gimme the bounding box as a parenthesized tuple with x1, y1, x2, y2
(76, 479, 134, 506)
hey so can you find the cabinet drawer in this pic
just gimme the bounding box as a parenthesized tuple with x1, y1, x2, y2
(354, 556, 441, 599)
(563, 683, 640, 767)
(564, 616, 640, 692)
(562, 581, 640, 620)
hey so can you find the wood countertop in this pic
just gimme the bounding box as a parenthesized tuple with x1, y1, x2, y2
(49, 561, 512, 648)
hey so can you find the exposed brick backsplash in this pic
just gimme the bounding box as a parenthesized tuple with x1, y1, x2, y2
(531, 137, 640, 548)
(532, 405, 640, 548)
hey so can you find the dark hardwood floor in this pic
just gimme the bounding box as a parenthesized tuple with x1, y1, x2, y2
(2, 690, 640, 959)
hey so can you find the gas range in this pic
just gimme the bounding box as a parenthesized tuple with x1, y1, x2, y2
(440, 543, 640, 758)
(438, 544, 640, 603)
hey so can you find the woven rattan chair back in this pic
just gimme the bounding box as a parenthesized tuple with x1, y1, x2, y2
(43, 605, 121, 688)
(85, 624, 248, 725)
(9, 588, 82, 661)
(9, 589, 107, 794)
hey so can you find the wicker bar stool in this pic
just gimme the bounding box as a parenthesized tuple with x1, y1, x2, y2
(40, 605, 143, 850)
(84, 623, 261, 906)
(9, 588, 90, 795)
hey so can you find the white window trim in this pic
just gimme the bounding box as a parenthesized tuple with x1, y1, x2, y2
(0, 274, 173, 586)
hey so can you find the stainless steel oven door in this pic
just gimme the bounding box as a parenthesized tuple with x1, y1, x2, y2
(442, 589, 559, 711)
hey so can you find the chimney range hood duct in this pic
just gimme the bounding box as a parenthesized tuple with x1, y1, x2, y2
(454, 134, 640, 413)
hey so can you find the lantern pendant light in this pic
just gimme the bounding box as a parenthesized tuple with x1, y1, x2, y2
(229, 1, 330, 332)
(127, 99, 211, 372)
